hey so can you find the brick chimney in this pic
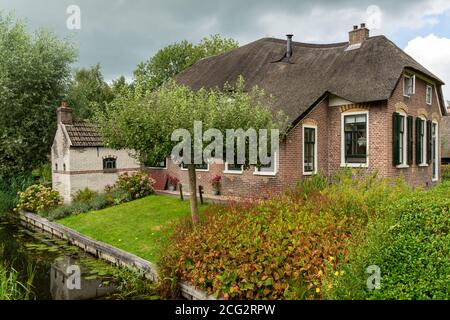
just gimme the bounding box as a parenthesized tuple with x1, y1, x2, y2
(349, 23, 370, 45)
(56, 101, 73, 125)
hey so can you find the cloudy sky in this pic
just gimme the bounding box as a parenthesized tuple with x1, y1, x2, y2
(1, 0, 450, 102)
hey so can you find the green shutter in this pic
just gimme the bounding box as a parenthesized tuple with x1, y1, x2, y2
(427, 120, 432, 164)
(415, 118, 422, 164)
(407, 116, 413, 165)
(393, 112, 401, 166)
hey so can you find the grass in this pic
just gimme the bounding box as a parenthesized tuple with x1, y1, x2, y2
(59, 195, 210, 263)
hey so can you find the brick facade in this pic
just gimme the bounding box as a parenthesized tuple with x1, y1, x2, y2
(149, 74, 443, 196)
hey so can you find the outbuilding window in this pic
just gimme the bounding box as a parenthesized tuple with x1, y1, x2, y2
(103, 157, 117, 170)
(416, 117, 427, 166)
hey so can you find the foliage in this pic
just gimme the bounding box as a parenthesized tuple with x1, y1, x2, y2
(46, 193, 110, 220)
(211, 175, 222, 190)
(0, 174, 33, 215)
(0, 260, 35, 300)
(441, 164, 450, 181)
(73, 188, 98, 204)
(0, 13, 77, 176)
(133, 35, 238, 94)
(112, 171, 155, 200)
(31, 163, 52, 187)
(15, 185, 62, 214)
(158, 173, 409, 299)
(66, 64, 115, 119)
(323, 181, 450, 300)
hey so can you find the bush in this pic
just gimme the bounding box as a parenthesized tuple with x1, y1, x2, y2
(112, 171, 155, 200)
(15, 184, 62, 214)
(0, 174, 34, 215)
(73, 188, 98, 203)
(323, 182, 450, 300)
(159, 173, 408, 300)
(441, 164, 450, 181)
(46, 194, 111, 220)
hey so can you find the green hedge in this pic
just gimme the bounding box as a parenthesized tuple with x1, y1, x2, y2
(323, 181, 450, 300)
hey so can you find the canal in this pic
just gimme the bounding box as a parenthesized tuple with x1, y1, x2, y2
(0, 217, 159, 300)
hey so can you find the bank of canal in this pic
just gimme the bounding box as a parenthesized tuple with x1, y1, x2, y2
(0, 217, 159, 300)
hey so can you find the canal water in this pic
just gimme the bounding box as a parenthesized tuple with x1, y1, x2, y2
(0, 218, 157, 300)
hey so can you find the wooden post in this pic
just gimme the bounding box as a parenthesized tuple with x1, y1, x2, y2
(179, 183, 184, 201)
(199, 185, 204, 205)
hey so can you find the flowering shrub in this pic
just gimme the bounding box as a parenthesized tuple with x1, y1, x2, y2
(112, 171, 155, 200)
(168, 175, 180, 188)
(159, 172, 409, 300)
(442, 164, 450, 181)
(15, 184, 63, 214)
(210, 175, 221, 190)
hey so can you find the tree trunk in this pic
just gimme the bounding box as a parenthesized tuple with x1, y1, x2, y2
(187, 164, 200, 225)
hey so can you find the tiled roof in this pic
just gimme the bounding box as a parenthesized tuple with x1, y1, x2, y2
(64, 121, 104, 147)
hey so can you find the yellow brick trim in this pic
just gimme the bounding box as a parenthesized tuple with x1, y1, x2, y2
(340, 104, 369, 113)
(394, 102, 408, 114)
(301, 118, 318, 126)
(417, 108, 428, 118)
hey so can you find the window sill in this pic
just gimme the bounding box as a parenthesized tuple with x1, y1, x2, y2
(340, 163, 368, 168)
(253, 171, 277, 177)
(418, 164, 429, 167)
(303, 172, 317, 176)
(148, 167, 168, 170)
(432, 178, 439, 182)
(396, 164, 409, 169)
(223, 170, 243, 175)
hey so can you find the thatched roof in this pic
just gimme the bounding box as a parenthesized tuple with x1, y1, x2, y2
(65, 121, 103, 147)
(176, 35, 446, 122)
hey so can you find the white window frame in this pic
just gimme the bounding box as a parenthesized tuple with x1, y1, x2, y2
(432, 120, 439, 182)
(223, 162, 244, 175)
(418, 116, 428, 167)
(254, 152, 278, 176)
(426, 85, 433, 105)
(341, 110, 369, 168)
(302, 124, 318, 176)
(396, 111, 409, 168)
(403, 74, 416, 97)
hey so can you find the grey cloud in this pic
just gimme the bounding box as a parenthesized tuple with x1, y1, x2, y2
(0, 0, 447, 80)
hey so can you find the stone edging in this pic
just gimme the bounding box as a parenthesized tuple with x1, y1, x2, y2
(19, 211, 215, 300)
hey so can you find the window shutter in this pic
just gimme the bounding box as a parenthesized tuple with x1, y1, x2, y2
(393, 112, 401, 166)
(427, 120, 432, 164)
(407, 116, 413, 165)
(415, 118, 422, 164)
(412, 75, 416, 94)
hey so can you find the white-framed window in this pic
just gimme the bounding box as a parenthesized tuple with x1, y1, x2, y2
(426, 85, 433, 105)
(224, 162, 243, 174)
(303, 124, 317, 175)
(341, 111, 369, 167)
(254, 152, 278, 176)
(403, 75, 416, 97)
(393, 111, 412, 168)
(417, 117, 427, 166)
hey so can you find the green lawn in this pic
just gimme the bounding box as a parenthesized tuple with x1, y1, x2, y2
(59, 195, 209, 263)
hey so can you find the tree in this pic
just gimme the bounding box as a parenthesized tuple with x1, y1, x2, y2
(96, 78, 289, 224)
(0, 13, 77, 176)
(67, 64, 114, 120)
(133, 35, 238, 94)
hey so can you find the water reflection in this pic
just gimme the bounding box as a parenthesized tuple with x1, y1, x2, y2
(50, 256, 116, 300)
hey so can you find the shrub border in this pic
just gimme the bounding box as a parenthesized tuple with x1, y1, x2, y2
(18, 211, 215, 300)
